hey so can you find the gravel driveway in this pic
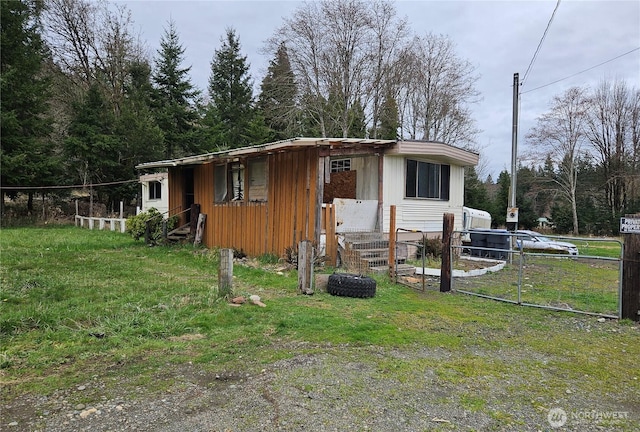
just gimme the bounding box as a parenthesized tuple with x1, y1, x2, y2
(4, 342, 637, 431)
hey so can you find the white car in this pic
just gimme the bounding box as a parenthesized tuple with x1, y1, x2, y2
(515, 230, 579, 255)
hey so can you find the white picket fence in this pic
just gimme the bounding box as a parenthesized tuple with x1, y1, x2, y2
(75, 215, 127, 233)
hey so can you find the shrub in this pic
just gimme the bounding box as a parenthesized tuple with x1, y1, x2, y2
(417, 236, 442, 260)
(284, 242, 326, 268)
(126, 208, 178, 244)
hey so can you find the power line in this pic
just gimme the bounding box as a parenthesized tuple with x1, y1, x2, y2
(521, 47, 640, 94)
(521, 0, 561, 87)
(1, 179, 139, 191)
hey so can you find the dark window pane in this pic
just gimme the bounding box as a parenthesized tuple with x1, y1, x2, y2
(440, 165, 450, 200)
(405, 159, 417, 197)
(417, 161, 429, 198)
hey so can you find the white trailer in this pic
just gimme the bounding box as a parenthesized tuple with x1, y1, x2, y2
(462, 206, 492, 242)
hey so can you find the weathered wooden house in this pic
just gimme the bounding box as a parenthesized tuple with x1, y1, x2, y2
(136, 137, 479, 265)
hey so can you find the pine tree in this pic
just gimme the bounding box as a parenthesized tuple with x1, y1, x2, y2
(118, 60, 164, 165)
(492, 170, 511, 227)
(348, 99, 366, 138)
(65, 84, 121, 186)
(375, 91, 399, 140)
(257, 42, 298, 140)
(0, 0, 58, 212)
(207, 28, 263, 148)
(464, 167, 489, 210)
(152, 20, 200, 158)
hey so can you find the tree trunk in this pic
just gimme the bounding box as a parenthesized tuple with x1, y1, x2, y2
(571, 195, 579, 235)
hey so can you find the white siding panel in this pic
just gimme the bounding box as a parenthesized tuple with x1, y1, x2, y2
(382, 154, 465, 234)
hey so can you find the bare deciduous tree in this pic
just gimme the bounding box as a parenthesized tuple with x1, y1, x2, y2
(584, 79, 640, 218)
(526, 87, 588, 235)
(362, 0, 409, 138)
(44, 0, 143, 113)
(397, 33, 480, 147)
(271, 0, 410, 138)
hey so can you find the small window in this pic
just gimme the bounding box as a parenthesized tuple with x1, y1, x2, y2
(248, 158, 267, 201)
(214, 164, 227, 203)
(214, 162, 248, 202)
(148, 181, 162, 200)
(331, 158, 351, 172)
(405, 159, 450, 200)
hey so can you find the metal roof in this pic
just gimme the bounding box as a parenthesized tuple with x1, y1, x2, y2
(135, 137, 397, 170)
(135, 137, 478, 170)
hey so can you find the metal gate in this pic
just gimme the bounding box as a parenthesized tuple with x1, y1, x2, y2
(450, 231, 623, 318)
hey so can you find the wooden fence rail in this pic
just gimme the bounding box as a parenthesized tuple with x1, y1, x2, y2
(75, 215, 127, 233)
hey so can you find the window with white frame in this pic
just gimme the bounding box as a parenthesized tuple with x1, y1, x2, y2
(148, 181, 162, 200)
(405, 159, 450, 200)
(330, 158, 351, 172)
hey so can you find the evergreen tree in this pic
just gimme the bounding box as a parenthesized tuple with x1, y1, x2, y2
(491, 170, 510, 227)
(207, 28, 262, 148)
(111, 60, 165, 203)
(515, 166, 538, 230)
(258, 42, 298, 140)
(0, 0, 58, 212)
(152, 20, 200, 158)
(348, 99, 366, 137)
(464, 166, 489, 210)
(374, 91, 399, 140)
(64, 84, 122, 187)
(118, 60, 164, 165)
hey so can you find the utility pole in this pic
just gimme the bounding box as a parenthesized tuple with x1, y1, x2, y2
(507, 73, 519, 232)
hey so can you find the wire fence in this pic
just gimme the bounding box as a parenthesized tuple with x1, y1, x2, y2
(450, 232, 622, 318)
(391, 230, 623, 318)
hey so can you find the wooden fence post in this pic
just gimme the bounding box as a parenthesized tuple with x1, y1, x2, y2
(190, 203, 200, 238)
(298, 240, 314, 295)
(326, 205, 337, 267)
(219, 248, 234, 298)
(194, 213, 207, 246)
(440, 213, 454, 292)
(388, 205, 397, 279)
(622, 232, 640, 321)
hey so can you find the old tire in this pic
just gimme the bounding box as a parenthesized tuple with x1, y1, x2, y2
(327, 273, 376, 298)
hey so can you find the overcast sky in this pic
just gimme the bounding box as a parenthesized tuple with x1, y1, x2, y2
(118, 0, 640, 180)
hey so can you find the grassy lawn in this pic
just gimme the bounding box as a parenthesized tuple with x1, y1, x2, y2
(1, 226, 639, 429)
(453, 255, 620, 316)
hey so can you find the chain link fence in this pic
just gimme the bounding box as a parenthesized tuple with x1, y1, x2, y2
(450, 231, 622, 318)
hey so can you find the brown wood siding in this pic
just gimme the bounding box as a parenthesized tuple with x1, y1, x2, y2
(322, 204, 337, 266)
(267, 148, 319, 256)
(178, 147, 320, 258)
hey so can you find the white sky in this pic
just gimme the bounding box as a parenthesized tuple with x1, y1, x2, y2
(118, 0, 640, 180)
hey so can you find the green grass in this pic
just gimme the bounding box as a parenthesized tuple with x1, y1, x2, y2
(1, 225, 639, 429)
(572, 238, 623, 258)
(452, 254, 620, 315)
